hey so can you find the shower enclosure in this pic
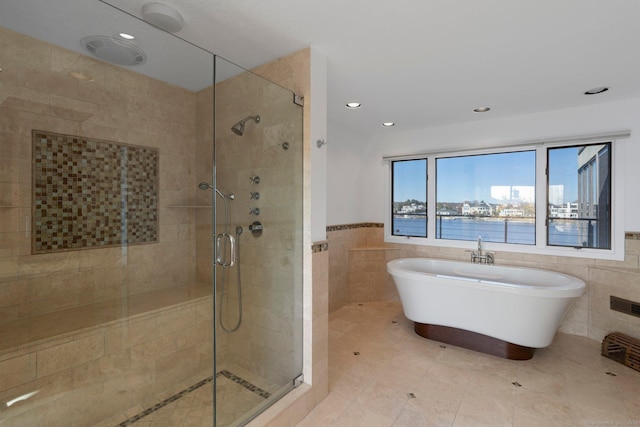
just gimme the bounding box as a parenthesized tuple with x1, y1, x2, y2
(0, 1, 303, 426)
(209, 56, 304, 425)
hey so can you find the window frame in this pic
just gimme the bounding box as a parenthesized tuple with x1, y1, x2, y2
(434, 149, 537, 245)
(546, 142, 612, 250)
(391, 158, 428, 238)
(384, 139, 624, 261)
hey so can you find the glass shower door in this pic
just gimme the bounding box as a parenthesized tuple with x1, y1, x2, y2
(213, 56, 304, 426)
(1, 1, 218, 425)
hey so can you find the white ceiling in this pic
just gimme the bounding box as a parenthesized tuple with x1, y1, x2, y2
(3, 0, 640, 137)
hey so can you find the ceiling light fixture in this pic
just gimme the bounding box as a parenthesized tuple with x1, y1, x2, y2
(382, 122, 395, 127)
(584, 87, 609, 95)
(119, 33, 135, 40)
(473, 107, 491, 113)
(346, 102, 361, 109)
(142, 2, 184, 33)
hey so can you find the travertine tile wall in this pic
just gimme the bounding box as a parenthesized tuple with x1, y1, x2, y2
(252, 246, 329, 427)
(327, 223, 640, 343)
(0, 26, 212, 424)
(210, 60, 304, 389)
(194, 86, 214, 283)
(248, 49, 330, 426)
(327, 223, 388, 311)
(0, 27, 200, 325)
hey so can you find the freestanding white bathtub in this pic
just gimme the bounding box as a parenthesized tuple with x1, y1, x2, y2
(387, 257, 586, 359)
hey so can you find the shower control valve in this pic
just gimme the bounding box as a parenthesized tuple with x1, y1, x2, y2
(249, 175, 260, 184)
(249, 207, 260, 216)
(249, 221, 263, 237)
(250, 192, 260, 200)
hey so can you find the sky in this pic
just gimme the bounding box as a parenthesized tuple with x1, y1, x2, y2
(393, 148, 579, 204)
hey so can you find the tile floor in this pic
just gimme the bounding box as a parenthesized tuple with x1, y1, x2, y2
(299, 301, 640, 427)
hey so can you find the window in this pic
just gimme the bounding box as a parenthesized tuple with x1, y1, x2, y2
(386, 138, 620, 259)
(435, 151, 536, 244)
(547, 143, 611, 249)
(392, 159, 427, 237)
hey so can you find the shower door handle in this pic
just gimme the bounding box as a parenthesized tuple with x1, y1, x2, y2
(215, 232, 236, 267)
(227, 234, 236, 267)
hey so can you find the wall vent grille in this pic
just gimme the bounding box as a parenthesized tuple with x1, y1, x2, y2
(610, 296, 640, 319)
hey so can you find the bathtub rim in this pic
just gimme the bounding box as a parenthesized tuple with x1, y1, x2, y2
(387, 257, 586, 298)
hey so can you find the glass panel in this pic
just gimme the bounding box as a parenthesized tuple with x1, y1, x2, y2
(0, 1, 216, 425)
(436, 151, 536, 244)
(214, 56, 304, 426)
(548, 143, 611, 249)
(392, 159, 427, 237)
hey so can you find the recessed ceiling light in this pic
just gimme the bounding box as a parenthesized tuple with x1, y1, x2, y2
(346, 102, 361, 109)
(473, 107, 491, 113)
(382, 122, 395, 127)
(584, 87, 609, 95)
(119, 33, 135, 40)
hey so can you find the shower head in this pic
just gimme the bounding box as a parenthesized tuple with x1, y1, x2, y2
(198, 182, 234, 200)
(231, 115, 260, 136)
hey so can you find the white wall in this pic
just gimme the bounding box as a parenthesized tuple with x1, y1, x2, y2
(333, 97, 640, 232)
(326, 123, 369, 225)
(310, 47, 328, 242)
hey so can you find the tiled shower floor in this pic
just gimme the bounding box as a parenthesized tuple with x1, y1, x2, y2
(102, 365, 275, 426)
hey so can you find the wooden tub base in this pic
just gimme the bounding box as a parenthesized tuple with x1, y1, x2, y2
(414, 322, 536, 360)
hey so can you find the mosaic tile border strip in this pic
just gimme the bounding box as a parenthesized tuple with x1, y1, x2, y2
(326, 222, 384, 232)
(625, 232, 640, 240)
(313, 223, 384, 252)
(32, 130, 159, 254)
(218, 369, 272, 399)
(312, 242, 329, 253)
(117, 376, 213, 426)
(116, 371, 270, 426)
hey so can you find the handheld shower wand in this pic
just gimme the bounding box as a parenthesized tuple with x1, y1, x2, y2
(198, 182, 234, 200)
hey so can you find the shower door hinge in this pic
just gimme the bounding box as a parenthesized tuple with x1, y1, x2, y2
(293, 94, 304, 106)
(293, 374, 304, 388)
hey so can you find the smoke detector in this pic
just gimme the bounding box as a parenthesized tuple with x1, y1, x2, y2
(142, 2, 184, 33)
(81, 36, 147, 66)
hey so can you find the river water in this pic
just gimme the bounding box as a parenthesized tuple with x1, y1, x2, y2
(393, 216, 590, 246)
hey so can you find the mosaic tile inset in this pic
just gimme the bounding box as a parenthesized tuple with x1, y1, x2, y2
(32, 130, 159, 254)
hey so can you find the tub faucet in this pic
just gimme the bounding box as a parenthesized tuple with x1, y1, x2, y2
(471, 237, 495, 264)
